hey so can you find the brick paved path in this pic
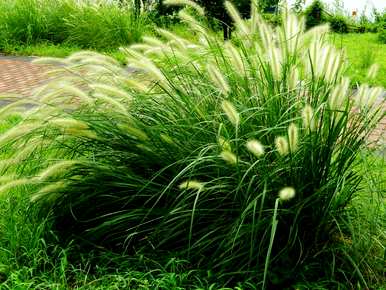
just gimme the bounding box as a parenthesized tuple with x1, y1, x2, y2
(0, 54, 385, 146)
(0, 55, 49, 96)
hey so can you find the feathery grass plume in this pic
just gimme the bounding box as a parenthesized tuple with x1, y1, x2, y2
(0, 124, 36, 147)
(160, 133, 174, 145)
(275, 136, 289, 156)
(207, 64, 230, 95)
(278, 187, 296, 201)
(142, 36, 165, 47)
(225, 1, 249, 36)
(355, 83, 370, 108)
(125, 79, 149, 92)
(302, 23, 330, 43)
(125, 49, 168, 86)
(218, 136, 231, 151)
(178, 180, 205, 191)
(38, 160, 78, 181)
(250, 0, 259, 34)
(30, 181, 67, 203)
(316, 45, 331, 78)
(220, 150, 238, 165)
(164, 0, 205, 16)
(288, 123, 299, 153)
(93, 93, 129, 114)
(324, 50, 343, 83)
(91, 84, 133, 102)
(0, 178, 35, 196)
(119, 125, 149, 141)
(366, 63, 380, 79)
(281, 11, 304, 54)
(288, 66, 299, 90)
(267, 48, 282, 80)
(48, 118, 89, 130)
(178, 10, 208, 35)
(328, 77, 350, 110)
(156, 28, 187, 50)
(246, 139, 265, 157)
(366, 87, 384, 109)
(40, 84, 92, 105)
(302, 105, 316, 131)
(225, 41, 244, 74)
(32, 57, 69, 66)
(221, 100, 240, 127)
(258, 21, 274, 52)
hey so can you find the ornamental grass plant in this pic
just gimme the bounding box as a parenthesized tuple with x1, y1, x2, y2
(0, 0, 149, 50)
(0, 0, 385, 288)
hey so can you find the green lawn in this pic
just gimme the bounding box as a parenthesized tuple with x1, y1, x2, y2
(330, 33, 386, 88)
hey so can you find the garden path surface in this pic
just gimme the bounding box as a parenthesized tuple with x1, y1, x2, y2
(0, 55, 50, 96)
(0, 54, 385, 148)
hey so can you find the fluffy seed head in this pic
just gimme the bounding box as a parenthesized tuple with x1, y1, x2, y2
(275, 136, 289, 156)
(246, 139, 265, 157)
(279, 187, 296, 201)
(225, 1, 249, 35)
(30, 181, 66, 202)
(367, 63, 379, 79)
(38, 161, 78, 181)
(288, 123, 299, 152)
(207, 64, 230, 95)
(218, 137, 231, 151)
(220, 150, 238, 165)
(221, 100, 240, 127)
(179, 180, 205, 191)
(302, 105, 316, 131)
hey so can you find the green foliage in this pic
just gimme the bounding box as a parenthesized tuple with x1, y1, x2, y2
(379, 29, 386, 43)
(304, 0, 326, 29)
(328, 15, 349, 33)
(0, 0, 150, 51)
(262, 13, 282, 26)
(0, 2, 385, 288)
(329, 33, 386, 87)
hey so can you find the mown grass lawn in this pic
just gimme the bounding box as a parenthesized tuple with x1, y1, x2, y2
(330, 33, 386, 88)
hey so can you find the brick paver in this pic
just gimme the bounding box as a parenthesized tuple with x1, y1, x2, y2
(0, 55, 385, 146)
(0, 55, 49, 96)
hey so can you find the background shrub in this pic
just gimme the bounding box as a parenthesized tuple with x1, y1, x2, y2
(304, 0, 326, 29)
(328, 15, 349, 33)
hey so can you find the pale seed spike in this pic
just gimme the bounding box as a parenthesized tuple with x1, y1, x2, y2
(156, 28, 187, 50)
(221, 100, 239, 127)
(91, 84, 133, 102)
(218, 137, 231, 151)
(367, 64, 379, 79)
(224, 1, 249, 36)
(225, 41, 244, 74)
(246, 140, 265, 158)
(48, 118, 89, 130)
(279, 187, 296, 201)
(275, 136, 289, 156)
(179, 180, 205, 191)
(220, 150, 238, 165)
(0, 178, 36, 196)
(93, 93, 129, 114)
(31, 181, 67, 203)
(302, 105, 316, 131)
(38, 160, 78, 181)
(288, 123, 299, 153)
(207, 64, 230, 95)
